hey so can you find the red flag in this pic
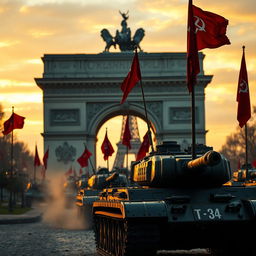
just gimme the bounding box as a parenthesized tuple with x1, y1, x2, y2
(187, 0, 200, 93)
(120, 50, 141, 104)
(136, 132, 150, 161)
(101, 130, 115, 160)
(77, 148, 92, 168)
(193, 5, 230, 50)
(122, 115, 131, 149)
(237, 46, 251, 128)
(43, 147, 49, 170)
(34, 145, 41, 167)
(2, 112, 25, 135)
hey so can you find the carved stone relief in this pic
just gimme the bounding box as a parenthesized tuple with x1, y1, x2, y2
(55, 142, 76, 164)
(50, 109, 80, 126)
(87, 103, 111, 125)
(146, 101, 162, 124)
(169, 107, 199, 124)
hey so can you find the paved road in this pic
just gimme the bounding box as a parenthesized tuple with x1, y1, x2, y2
(0, 200, 210, 256)
(0, 222, 96, 256)
(0, 221, 210, 256)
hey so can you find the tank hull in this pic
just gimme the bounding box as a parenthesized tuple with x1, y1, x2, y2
(93, 185, 256, 255)
(76, 189, 100, 229)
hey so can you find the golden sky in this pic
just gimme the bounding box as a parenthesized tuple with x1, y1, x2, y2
(1, 0, 256, 169)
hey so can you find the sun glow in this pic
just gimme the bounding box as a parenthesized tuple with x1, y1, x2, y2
(0, 93, 42, 104)
(0, 80, 35, 88)
(29, 30, 55, 38)
(0, 0, 255, 162)
(0, 40, 20, 48)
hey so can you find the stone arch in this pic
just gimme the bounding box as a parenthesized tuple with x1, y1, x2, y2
(35, 52, 212, 174)
(88, 102, 161, 138)
(87, 102, 161, 169)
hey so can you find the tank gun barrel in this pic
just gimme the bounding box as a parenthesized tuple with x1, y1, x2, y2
(131, 142, 231, 187)
(185, 151, 221, 170)
(105, 172, 119, 182)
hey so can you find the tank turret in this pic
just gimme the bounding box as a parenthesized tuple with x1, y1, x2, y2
(87, 171, 128, 190)
(76, 168, 129, 229)
(131, 141, 231, 187)
(93, 141, 256, 256)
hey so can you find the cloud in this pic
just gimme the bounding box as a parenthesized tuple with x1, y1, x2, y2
(0, 92, 42, 104)
(0, 0, 256, 162)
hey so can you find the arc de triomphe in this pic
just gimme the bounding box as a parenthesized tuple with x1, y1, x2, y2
(35, 52, 212, 174)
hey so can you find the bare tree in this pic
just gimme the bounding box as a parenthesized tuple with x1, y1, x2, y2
(0, 104, 34, 181)
(220, 106, 256, 171)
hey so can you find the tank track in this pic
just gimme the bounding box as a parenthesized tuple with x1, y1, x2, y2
(94, 215, 160, 256)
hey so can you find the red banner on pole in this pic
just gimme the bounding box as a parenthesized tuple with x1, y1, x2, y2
(43, 147, 49, 170)
(77, 148, 92, 167)
(237, 46, 251, 128)
(122, 115, 131, 149)
(187, 0, 200, 93)
(2, 112, 25, 135)
(101, 130, 114, 161)
(136, 132, 150, 161)
(120, 50, 141, 104)
(192, 5, 230, 50)
(34, 145, 41, 167)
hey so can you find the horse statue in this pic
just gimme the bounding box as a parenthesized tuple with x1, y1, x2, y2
(133, 28, 145, 51)
(100, 29, 116, 52)
(100, 11, 145, 52)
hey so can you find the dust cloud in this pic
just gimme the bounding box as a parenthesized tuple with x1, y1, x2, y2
(40, 173, 88, 230)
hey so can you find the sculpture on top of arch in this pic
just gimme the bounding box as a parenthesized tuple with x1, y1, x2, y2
(100, 10, 145, 52)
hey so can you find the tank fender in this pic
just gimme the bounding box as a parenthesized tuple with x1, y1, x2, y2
(123, 201, 168, 218)
(83, 195, 99, 205)
(244, 200, 256, 218)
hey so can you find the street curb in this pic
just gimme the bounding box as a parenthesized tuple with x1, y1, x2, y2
(0, 213, 43, 225)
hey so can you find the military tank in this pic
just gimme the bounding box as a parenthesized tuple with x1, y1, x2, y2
(76, 168, 128, 229)
(232, 163, 256, 185)
(64, 175, 79, 208)
(93, 141, 256, 256)
(25, 181, 49, 207)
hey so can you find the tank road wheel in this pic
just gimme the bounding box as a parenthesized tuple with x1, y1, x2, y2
(94, 215, 159, 256)
(124, 221, 159, 256)
(115, 219, 126, 256)
(84, 205, 93, 229)
(94, 216, 125, 256)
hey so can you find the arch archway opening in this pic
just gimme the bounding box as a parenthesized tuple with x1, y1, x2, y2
(96, 114, 156, 171)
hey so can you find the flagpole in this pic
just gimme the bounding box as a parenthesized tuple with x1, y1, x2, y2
(136, 49, 154, 153)
(9, 106, 14, 212)
(34, 144, 36, 184)
(243, 45, 249, 179)
(191, 86, 196, 159)
(125, 115, 129, 169)
(126, 146, 128, 169)
(83, 142, 96, 174)
(245, 123, 249, 179)
(106, 127, 109, 171)
(10, 106, 14, 176)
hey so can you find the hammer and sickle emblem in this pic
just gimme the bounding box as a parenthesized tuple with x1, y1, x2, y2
(194, 16, 206, 33)
(239, 80, 248, 93)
